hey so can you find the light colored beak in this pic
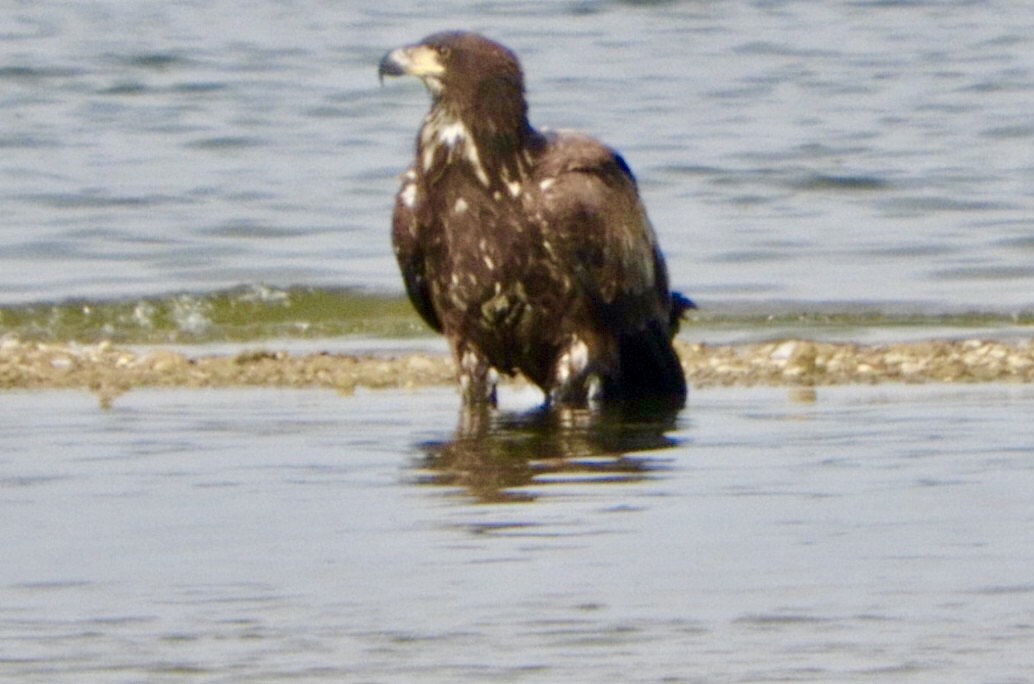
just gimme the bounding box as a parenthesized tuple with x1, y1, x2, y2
(378, 45, 444, 84)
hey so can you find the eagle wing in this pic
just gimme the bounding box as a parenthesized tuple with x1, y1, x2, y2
(530, 133, 686, 400)
(391, 167, 443, 333)
(533, 134, 673, 334)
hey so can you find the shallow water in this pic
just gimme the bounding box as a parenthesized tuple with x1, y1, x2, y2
(4, 284, 1034, 346)
(2, 1, 1033, 311)
(3, 384, 1033, 682)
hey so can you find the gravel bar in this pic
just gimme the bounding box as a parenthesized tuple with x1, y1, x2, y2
(4, 337, 1034, 406)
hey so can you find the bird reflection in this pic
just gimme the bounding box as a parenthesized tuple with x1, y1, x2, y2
(415, 402, 684, 503)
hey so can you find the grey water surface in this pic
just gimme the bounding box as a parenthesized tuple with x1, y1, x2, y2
(2, 385, 1034, 682)
(2, 0, 1033, 310)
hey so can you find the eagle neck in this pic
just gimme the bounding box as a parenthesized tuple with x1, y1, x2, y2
(419, 99, 535, 196)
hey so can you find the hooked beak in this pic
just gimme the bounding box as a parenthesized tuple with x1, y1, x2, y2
(378, 44, 445, 85)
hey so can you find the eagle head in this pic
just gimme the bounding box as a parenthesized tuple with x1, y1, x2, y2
(379, 31, 527, 122)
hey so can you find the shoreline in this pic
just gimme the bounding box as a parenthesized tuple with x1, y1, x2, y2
(3, 337, 1033, 404)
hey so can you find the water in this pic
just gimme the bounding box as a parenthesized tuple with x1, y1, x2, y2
(2, 0, 1033, 313)
(3, 384, 1034, 682)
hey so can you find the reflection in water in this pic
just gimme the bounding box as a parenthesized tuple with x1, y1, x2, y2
(417, 403, 684, 503)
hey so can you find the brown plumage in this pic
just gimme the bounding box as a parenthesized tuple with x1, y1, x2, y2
(379, 31, 692, 408)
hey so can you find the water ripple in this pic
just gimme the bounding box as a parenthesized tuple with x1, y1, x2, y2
(1, 1, 1032, 308)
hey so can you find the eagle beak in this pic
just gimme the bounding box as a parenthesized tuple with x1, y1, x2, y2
(378, 44, 444, 85)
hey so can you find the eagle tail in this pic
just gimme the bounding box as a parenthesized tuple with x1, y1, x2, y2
(608, 319, 687, 408)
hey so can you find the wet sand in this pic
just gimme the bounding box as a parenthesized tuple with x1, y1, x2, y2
(3, 337, 1033, 405)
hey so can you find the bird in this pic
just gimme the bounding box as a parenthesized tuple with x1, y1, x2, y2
(378, 31, 692, 408)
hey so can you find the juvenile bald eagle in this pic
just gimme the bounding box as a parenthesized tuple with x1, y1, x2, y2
(379, 31, 692, 408)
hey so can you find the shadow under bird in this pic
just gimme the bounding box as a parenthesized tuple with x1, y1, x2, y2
(379, 31, 693, 409)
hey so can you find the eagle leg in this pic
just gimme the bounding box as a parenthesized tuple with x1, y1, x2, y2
(455, 346, 499, 406)
(547, 337, 604, 407)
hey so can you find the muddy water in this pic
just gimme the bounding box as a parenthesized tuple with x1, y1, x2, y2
(2, 385, 1033, 681)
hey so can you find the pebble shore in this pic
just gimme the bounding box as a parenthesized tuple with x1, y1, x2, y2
(3, 337, 1033, 406)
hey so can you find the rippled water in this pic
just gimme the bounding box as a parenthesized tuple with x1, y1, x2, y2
(2, 0, 1033, 312)
(3, 385, 1034, 681)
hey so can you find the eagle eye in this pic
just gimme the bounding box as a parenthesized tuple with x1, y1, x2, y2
(434, 45, 452, 60)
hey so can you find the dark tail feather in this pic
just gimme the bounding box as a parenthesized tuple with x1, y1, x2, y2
(607, 319, 687, 408)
